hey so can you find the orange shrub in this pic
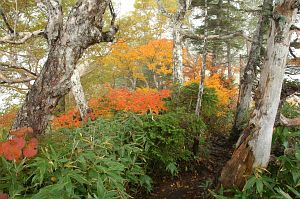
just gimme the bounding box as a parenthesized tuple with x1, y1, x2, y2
(0, 110, 17, 130)
(52, 87, 171, 129)
(0, 127, 38, 161)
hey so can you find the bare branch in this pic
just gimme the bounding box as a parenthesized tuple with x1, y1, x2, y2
(0, 62, 38, 77)
(0, 7, 14, 34)
(0, 71, 36, 85)
(0, 29, 45, 44)
(182, 30, 253, 42)
(280, 114, 300, 127)
(0, 84, 28, 94)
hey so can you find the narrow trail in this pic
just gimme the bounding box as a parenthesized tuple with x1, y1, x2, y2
(136, 134, 232, 199)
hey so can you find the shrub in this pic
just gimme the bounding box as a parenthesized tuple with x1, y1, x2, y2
(52, 87, 170, 129)
(172, 83, 219, 117)
(0, 127, 38, 161)
(171, 83, 235, 134)
(140, 110, 207, 175)
(0, 116, 152, 198)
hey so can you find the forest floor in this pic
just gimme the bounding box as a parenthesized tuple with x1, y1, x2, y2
(135, 134, 233, 199)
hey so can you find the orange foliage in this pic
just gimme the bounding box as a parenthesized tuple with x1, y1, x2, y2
(204, 74, 237, 106)
(0, 127, 39, 161)
(0, 110, 17, 130)
(137, 39, 173, 75)
(52, 87, 171, 129)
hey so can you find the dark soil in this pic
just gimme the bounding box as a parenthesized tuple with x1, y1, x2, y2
(135, 134, 232, 199)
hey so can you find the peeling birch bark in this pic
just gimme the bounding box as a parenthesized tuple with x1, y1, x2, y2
(71, 69, 89, 119)
(221, 0, 298, 188)
(230, 0, 272, 144)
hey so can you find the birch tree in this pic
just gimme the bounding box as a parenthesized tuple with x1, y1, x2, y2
(0, 0, 118, 135)
(70, 69, 89, 119)
(230, 0, 272, 144)
(195, 0, 208, 116)
(221, 0, 299, 188)
(156, 0, 192, 84)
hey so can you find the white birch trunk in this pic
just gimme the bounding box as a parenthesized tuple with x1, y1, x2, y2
(71, 69, 89, 119)
(221, 1, 298, 188)
(172, 21, 184, 84)
(195, 0, 208, 117)
(231, 0, 272, 143)
(156, 0, 191, 85)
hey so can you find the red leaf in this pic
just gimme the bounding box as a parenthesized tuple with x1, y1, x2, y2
(10, 127, 33, 137)
(11, 137, 26, 150)
(2, 142, 22, 161)
(23, 145, 38, 158)
(0, 193, 8, 199)
(27, 138, 39, 147)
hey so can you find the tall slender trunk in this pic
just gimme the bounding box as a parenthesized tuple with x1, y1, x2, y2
(12, 0, 117, 135)
(71, 69, 89, 119)
(226, 42, 232, 78)
(195, 0, 208, 117)
(156, 0, 191, 85)
(172, 21, 184, 84)
(153, 73, 159, 89)
(230, 0, 272, 144)
(221, 1, 298, 188)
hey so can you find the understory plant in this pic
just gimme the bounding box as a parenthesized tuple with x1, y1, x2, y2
(0, 115, 152, 199)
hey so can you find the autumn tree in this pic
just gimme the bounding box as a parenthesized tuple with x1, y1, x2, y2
(117, 0, 168, 45)
(0, 0, 118, 135)
(137, 39, 173, 89)
(156, 0, 192, 84)
(221, 0, 299, 188)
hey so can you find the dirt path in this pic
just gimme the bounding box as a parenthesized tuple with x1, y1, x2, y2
(136, 134, 232, 199)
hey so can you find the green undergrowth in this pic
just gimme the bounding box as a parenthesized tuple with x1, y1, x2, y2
(0, 110, 207, 198)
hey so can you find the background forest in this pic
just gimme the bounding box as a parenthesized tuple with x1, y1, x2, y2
(0, 0, 299, 198)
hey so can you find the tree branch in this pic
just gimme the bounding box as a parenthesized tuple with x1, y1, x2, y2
(280, 114, 300, 127)
(35, 0, 62, 44)
(0, 62, 38, 77)
(176, 0, 192, 21)
(100, 0, 118, 42)
(0, 7, 14, 34)
(0, 29, 45, 44)
(0, 71, 36, 85)
(182, 30, 253, 42)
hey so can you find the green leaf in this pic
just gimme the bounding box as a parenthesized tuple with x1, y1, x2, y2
(243, 176, 256, 191)
(275, 187, 293, 199)
(96, 180, 106, 199)
(286, 185, 300, 198)
(256, 180, 263, 196)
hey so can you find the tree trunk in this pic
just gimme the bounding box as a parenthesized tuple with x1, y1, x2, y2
(221, 1, 298, 189)
(230, 0, 272, 144)
(71, 69, 89, 119)
(153, 73, 159, 89)
(12, 0, 117, 135)
(156, 0, 191, 85)
(226, 42, 232, 79)
(195, 0, 208, 117)
(172, 21, 184, 84)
